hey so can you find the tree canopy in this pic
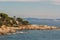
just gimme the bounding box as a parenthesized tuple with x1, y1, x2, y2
(0, 13, 30, 27)
(0, 13, 8, 19)
(22, 21, 29, 25)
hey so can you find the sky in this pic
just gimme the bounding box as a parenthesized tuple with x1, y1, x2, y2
(0, 0, 60, 19)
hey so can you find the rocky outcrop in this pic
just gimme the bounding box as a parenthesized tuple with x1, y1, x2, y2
(18, 25, 58, 30)
(0, 25, 59, 35)
(0, 25, 16, 35)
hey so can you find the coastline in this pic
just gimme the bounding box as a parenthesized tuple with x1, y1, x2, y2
(0, 25, 59, 35)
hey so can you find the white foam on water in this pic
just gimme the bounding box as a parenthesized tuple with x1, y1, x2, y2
(16, 31, 27, 34)
(7, 31, 27, 35)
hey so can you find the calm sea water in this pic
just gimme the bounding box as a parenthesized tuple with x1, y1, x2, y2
(0, 30, 60, 40)
(0, 21, 60, 40)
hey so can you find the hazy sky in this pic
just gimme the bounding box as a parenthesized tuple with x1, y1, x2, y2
(0, 0, 60, 18)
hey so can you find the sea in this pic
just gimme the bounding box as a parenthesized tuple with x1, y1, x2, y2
(0, 20, 60, 40)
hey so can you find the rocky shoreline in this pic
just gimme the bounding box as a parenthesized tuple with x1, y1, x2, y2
(0, 25, 59, 35)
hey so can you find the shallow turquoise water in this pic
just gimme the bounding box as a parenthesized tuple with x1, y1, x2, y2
(0, 30, 60, 40)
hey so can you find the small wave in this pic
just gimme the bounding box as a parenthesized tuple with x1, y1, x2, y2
(16, 31, 27, 34)
(7, 31, 27, 35)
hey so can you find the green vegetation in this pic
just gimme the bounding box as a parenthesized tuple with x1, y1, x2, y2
(0, 13, 30, 27)
(22, 21, 30, 25)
